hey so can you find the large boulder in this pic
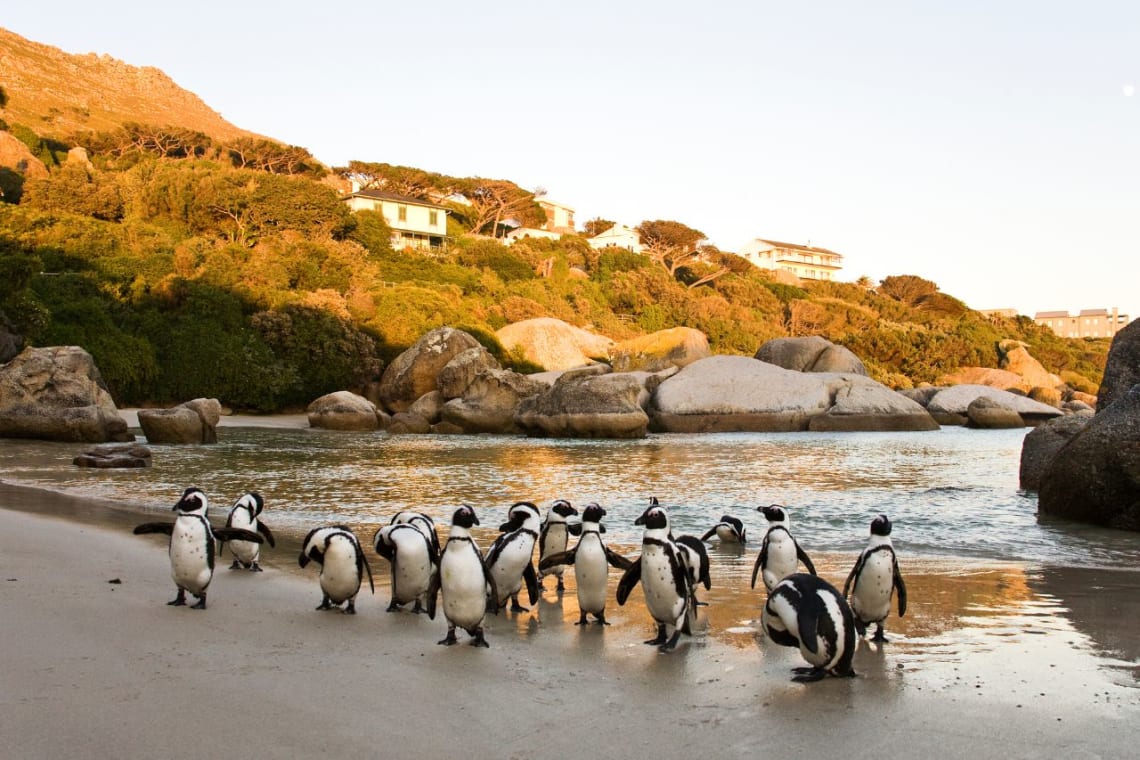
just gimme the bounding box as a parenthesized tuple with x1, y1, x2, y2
(998, 340, 1061, 389)
(138, 399, 222, 444)
(1038, 385, 1140, 529)
(966, 396, 1025, 429)
(495, 318, 614, 371)
(307, 391, 387, 431)
(437, 346, 501, 400)
(441, 368, 546, 434)
(376, 328, 482, 413)
(609, 327, 710, 372)
(935, 367, 1028, 392)
(1097, 319, 1140, 412)
(808, 377, 940, 432)
(1019, 412, 1093, 490)
(755, 336, 868, 375)
(0, 346, 131, 442)
(73, 443, 153, 469)
(924, 385, 1063, 426)
(516, 365, 650, 438)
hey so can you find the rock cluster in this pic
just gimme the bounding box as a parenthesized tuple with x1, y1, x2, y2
(73, 443, 152, 468)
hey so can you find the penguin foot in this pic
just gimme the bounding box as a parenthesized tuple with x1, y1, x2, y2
(229, 560, 242, 570)
(438, 631, 459, 646)
(791, 667, 827, 683)
(344, 601, 356, 615)
(872, 626, 888, 643)
(556, 579, 565, 592)
(412, 601, 425, 614)
(471, 629, 490, 648)
(510, 602, 530, 613)
(191, 595, 207, 610)
(645, 625, 668, 646)
(386, 600, 401, 612)
(597, 616, 611, 626)
(576, 612, 589, 626)
(168, 590, 187, 606)
(316, 600, 334, 611)
(658, 630, 683, 652)
(250, 563, 263, 572)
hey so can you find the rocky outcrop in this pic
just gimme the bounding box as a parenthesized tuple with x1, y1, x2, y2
(935, 367, 1028, 392)
(0, 314, 24, 364)
(999, 340, 1061, 389)
(73, 443, 152, 468)
(0, 346, 131, 443)
(441, 368, 546, 434)
(0, 131, 50, 181)
(138, 398, 223, 444)
(307, 391, 387, 431)
(437, 346, 501, 399)
(1019, 413, 1093, 490)
(516, 365, 650, 438)
(407, 391, 444, 424)
(1038, 386, 1140, 530)
(966, 396, 1025, 429)
(923, 385, 1062, 426)
(809, 377, 940, 432)
(609, 327, 710, 372)
(756, 336, 868, 375)
(1097, 320, 1140, 412)
(496, 318, 613, 371)
(376, 327, 482, 413)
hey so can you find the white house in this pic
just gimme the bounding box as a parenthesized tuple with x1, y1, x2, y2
(343, 189, 450, 251)
(586, 223, 643, 253)
(738, 238, 843, 281)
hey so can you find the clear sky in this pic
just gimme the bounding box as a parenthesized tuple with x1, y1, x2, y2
(4, 1, 1138, 323)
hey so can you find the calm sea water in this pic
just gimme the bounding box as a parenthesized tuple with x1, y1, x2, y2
(3, 425, 1138, 569)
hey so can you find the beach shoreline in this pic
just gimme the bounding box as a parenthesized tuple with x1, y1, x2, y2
(2, 479, 1138, 758)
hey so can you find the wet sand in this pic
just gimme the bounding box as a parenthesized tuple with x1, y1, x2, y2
(2, 480, 1138, 759)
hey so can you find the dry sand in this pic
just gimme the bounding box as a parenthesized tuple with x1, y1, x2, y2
(2, 482, 1139, 759)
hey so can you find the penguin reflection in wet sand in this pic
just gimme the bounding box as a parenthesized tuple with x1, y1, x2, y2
(298, 526, 374, 614)
(700, 514, 747, 544)
(752, 504, 817, 593)
(224, 492, 276, 571)
(485, 501, 542, 613)
(763, 573, 857, 682)
(133, 487, 264, 610)
(538, 499, 578, 592)
(539, 503, 632, 625)
(617, 503, 693, 652)
(843, 514, 907, 642)
(374, 522, 438, 613)
(427, 505, 499, 647)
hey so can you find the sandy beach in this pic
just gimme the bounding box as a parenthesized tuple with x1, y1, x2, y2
(2, 477, 1139, 759)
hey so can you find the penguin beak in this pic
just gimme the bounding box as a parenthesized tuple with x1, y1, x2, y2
(634, 508, 649, 526)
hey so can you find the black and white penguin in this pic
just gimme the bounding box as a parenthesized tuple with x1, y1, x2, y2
(674, 534, 712, 611)
(224, 491, 276, 571)
(843, 514, 907, 642)
(133, 486, 264, 609)
(485, 501, 542, 613)
(616, 503, 693, 652)
(538, 499, 579, 591)
(751, 504, 817, 592)
(388, 510, 442, 559)
(426, 504, 499, 647)
(699, 514, 747, 544)
(762, 573, 857, 682)
(298, 525, 374, 614)
(374, 522, 439, 613)
(538, 502, 632, 625)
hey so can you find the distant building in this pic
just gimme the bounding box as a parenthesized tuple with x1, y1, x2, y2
(537, 199, 575, 234)
(586, 223, 643, 253)
(343, 188, 450, 251)
(979, 308, 1019, 319)
(1033, 308, 1130, 338)
(738, 238, 844, 281)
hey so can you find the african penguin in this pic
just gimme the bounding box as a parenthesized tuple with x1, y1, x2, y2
(700, 514, 747, 544)
(374, 522, 439, 613)
(762, 573, 857, 682)
(298, 525, 374, 614)
(538, 499, 579, 591)
(751, 504, 817, 592)
(485, 501, 542, 613)
(616, 503, 693, 652)
(843, 514, 907, 642)
(674, 533, 712, 611)
(539, 502, 632, 625)
(224, 491, 276, 571)
(427, 505, 499, 647)
(388, 510, 442, 559)
(133, 486, 264, 609)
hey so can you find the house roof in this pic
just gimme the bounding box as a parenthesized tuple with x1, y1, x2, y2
(1078, 308, 1109, 316)
(1034, 311, 1070, 319)
(753, 238, 843, 258)
(347, 189, 451, 212)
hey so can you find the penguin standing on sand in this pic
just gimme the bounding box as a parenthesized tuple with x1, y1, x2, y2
(485, 501, 542, 613)
(700, 514, 747, 544)
(374, 522, 438, 613)
(538, 499, 578, 591)
(298, 526, 374, 614)
(133, 487, 264, 610)
(617, 503, 693, 652)
(224, 491, 276, 571)
(751, 504, 817, 592)
(388, 510, 442, 559)
(427, 505, 499, 647)
(762, 573, 857, 682)
(843, 514, 907, 642)
(539, 503, 632, 625)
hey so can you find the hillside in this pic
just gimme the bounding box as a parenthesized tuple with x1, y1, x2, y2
(0, 27, 257, 143)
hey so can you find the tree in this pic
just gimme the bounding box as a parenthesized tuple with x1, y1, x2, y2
(335, 161, 447, 198)
(452, 177, 545, 236)
(878, 275, 939, 306)
(225, 138, 325, 177)
(583, 217, 615, 237)
(636, 219, 708, 277)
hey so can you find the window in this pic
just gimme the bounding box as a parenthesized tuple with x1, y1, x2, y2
(398, 205, 408, 222)
(429, 210, 438, 226)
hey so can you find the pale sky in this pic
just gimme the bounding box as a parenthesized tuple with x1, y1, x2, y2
(4, 1, 1138, 323)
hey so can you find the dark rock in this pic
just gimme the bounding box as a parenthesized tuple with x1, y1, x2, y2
(1097, 320, 1140, 412)
(516, 366, 650, 438)
(74, 443, 152, 468)
(756, 336, 867, 375)
(388, 412, 432, 435)
(966, 396, 1025, 429)
(1019, 413, 1093, 490)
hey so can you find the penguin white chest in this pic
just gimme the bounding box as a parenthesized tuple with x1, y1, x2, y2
(440, 544, 487, 628)
(320, 540, 361, 602)
(228, 511, 260, 564)
(762, 532, 798, 590)
(574, 537, 608, 612)
(640, 545, 685, 625)
(169, 517, 212, 594)
(391, 540, 432, 601)
(490, 534, 535, 597)
(852, 551, 894, 622)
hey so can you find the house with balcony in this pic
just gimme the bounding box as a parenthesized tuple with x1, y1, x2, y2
(738, 238, 844, 281)
(343, 188, 450, 251)
(1033, 308, 1130, 338)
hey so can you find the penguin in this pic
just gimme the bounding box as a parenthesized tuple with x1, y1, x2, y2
(374, 522, 438, 613)
(699, 514, 747, 544)
(538, 499, 579, 591)
(298, 525, 374, 614)
(426, 504, 499, 647)
(843, 514, 907, 642)
(388, 510, 442, 559)
(133, 486, 263, 609)
(762, 573, 857, 682)
(484, 501, 542, 613)
(674, 533, 712, 609)
(616, 503, 693, 652)
(538, 502, 632, 625)
(751, 504, 817, 592)
(224, 491, 276, 571)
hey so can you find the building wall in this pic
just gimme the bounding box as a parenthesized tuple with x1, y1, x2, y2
(538, 200, 575, 234)
(345, 195, 448, 250)
(738, 240, 843, 281)
(1033, 309, 1130, 338)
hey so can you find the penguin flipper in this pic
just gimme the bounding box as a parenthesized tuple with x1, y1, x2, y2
(133, 523, 174, 536)
(523, 562, 540, 605)
(214, 528, 264, 544)
(843, 554, 865, 598)
(425, 570, 440, 620)
(699, 527, 717, 542)
(894, 560, 908, 617)
(750, 544, 767, 589)
(797, 603, 821, 656)
(479, 554, 500, 611)
(360, 550, 375, 595)
(373, 532, 395, 562)
(616, 559, 642, 606)
(539, 549, 575, 572)
(567, 523, 583, 537)
(604, 546, 634, 571)
(796, 542, 817, 576)
(256, 521, 276, 548)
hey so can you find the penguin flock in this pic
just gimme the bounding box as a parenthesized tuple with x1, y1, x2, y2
(133, 489, 907, 682)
